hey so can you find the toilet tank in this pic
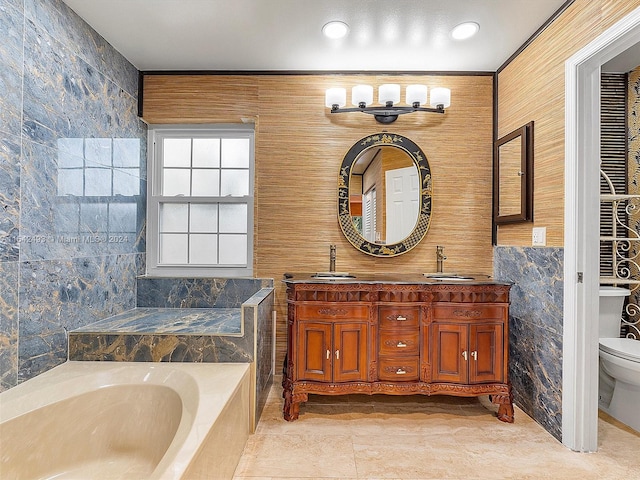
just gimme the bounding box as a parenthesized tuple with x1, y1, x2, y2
(599, 286, 630, 338)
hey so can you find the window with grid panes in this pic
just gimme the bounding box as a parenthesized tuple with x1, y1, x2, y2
(147, 125, 254, 277)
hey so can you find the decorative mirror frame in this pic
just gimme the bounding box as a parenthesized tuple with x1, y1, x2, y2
(493, 121, 534, 225)
(338, 133, 432, 257)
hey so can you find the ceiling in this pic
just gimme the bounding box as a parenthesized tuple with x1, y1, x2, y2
(61, 0, 571, 72)
(603, 43, 640, 72)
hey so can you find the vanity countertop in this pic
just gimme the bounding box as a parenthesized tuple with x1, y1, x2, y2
(282, 272, 511, 286)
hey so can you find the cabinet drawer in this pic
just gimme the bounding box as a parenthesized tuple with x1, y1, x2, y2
(378, 356, 420, 381)
(432, 304, 506, 322)
(379, 330, 419, 356)
(297, 304, 369, 321)
(379, 306, 420, 328)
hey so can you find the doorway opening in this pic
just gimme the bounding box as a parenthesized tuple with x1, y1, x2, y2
(563, 6, 640, 452)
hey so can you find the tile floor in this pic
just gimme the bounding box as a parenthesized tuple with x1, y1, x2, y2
(233, 377, 640, 480)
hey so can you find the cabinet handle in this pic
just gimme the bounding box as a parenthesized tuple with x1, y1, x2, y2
(327, 349, 330, 360)
(396, 341, 407, 348)
(335, 350, 340, 359)
(471, 350, 477, 360)
(396, 315, 407, 321)
(462, 350, 468, 361)
(396, 368, 407, 375)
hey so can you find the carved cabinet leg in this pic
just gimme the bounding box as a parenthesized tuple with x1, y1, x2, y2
(497, 402, 515, 423)
(492, 387, 515, 423)
(282, 384, 307, 422)
(283, 392, 300, 421)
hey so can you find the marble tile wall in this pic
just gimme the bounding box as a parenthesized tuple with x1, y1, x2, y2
(137, 277, 273, 308)
(0, 0, 147, 390)
(493, 246, 564, 440)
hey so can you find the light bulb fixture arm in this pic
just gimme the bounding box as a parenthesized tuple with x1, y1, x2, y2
(329, 102, 445, 124)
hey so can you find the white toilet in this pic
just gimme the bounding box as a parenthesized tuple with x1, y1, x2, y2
(598, 286, 640, 432)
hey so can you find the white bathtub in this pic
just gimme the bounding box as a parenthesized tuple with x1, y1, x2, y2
(0, 361, 251, 480)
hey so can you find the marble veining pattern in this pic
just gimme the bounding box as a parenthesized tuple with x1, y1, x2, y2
(0, 262, 19, 390)
(0, 135, 21, 262)
(22, 20, 143, 150)
(24, 0, 138, 97)
(18, 253, 142, 382)
(0, 2, 24, 138)
(68, 284, 276, 366)
(72, 307, 242, 335)
(493, 246, 564, 440)
(252, 289, 276, 418)
(69, 333, 254, 363)
(137, 277, 273, 308)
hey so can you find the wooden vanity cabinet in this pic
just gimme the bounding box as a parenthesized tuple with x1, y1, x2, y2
(297, 320, 368, 383)
(431, 318, 504, 384)
(283, 280, 514, 423)
(431, 303, 506, 385)
(293, 302, 370, 386)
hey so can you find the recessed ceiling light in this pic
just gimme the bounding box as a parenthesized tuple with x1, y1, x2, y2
(322, 21, 350, 40)
(451, 22, 480, 41)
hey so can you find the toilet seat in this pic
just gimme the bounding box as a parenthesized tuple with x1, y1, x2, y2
(599, 337, 640, 363)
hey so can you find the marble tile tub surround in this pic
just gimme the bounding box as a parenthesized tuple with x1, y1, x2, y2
(251, 287, 276, 422)
(137, 277, 273, 308)
(71, 277, 274, 363)
(494, 246, 564, 441)
(0, 0, 147, 390)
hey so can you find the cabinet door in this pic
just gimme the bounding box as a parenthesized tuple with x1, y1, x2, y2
(297, 322, 332, 382)
(469, 323, 503, 383)
(431, 323, 468, 383)
(334, 322, 368, 382)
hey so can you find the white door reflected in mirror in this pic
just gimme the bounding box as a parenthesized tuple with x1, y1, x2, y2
(385, 166, 419, 244)
(350, 145, 419, 245)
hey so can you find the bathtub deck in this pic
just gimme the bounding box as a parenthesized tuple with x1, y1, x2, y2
(72, 307, 242, 335)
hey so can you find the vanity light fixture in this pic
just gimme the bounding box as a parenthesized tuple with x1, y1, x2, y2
(325, 84, 451, 124)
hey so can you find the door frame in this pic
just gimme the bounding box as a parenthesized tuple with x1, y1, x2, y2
(563, 5, 640, 452)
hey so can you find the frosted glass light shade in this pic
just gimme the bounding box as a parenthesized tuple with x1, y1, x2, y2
(352, 84, 374, 106)
(325, 88, 347, 108)
(406, 84, 428, 106)
(430, 87, 451, 108)
(379, 84, 401, 105)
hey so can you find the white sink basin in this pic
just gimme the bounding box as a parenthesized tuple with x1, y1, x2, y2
(424, 273, 474, 281)
(312, 272, 356, 279)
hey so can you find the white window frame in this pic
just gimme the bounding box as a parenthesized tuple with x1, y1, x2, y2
(146, 124, 254, 277)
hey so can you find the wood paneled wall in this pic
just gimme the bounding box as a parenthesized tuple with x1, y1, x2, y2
(143, 73, 494, 364)
(496, 0, 640, 246)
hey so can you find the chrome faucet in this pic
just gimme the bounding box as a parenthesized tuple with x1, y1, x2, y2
(329, 244, 336, 272)
(436, 245, 446, 273)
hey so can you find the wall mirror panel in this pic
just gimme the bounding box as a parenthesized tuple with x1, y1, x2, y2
(493, 121, 534, 224)
(338, 133, 432, 257)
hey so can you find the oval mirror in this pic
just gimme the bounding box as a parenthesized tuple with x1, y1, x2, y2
(338, 133, 432, 257)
